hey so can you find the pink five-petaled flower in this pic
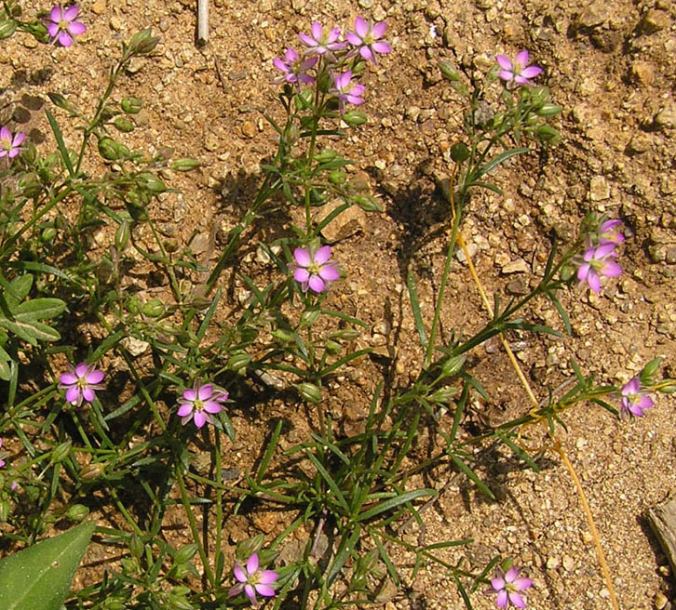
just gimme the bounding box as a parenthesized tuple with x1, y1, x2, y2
(598, 218, 625, 246)
(229, 553, 278, 606)
(576, 242, 622, 294)
(59, 362, 105, 407)
(0, 126, 26, 159)
(293, 245, 340, 294)
(333, 70, 365, 109)
(490, 566, 533, 609)
(345, 16, 392, 63)
(272, 47, 318, 85)
(298, 21, 346, 56)
(620, 377, 654, 417)
(496, 50, 543, 86)
(177, 384, 227, 429)
(45, 4, 87, 47)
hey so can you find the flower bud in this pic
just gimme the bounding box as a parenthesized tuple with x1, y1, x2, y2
(535, 124, 560, 144)
(325, 339, 341, 354)
(129, 534, 144, 559)
(121, 97, 143, 114)
(301, 309, 321, 327)
(65, 504, 89, 522)
(640, 357, 663, 385)
(272, 329, 295, 343)
(51, 440, 72, 464)
(342, 111, 368, 127)
(439, 61, 460, 82)
(47, 92, 79, 115)
(0, 20, 17, 40)
(115, 221, 131, 251)
(352, 194, 382, 212)
(441, 354, 466, 377)
(429, 387, 457, 403)
(126, 29, 159, 56)
(142, 299, 165, 318)
(40, 227, 57, 243)
(227, 351, 251, 372)
(98, 137, 129, 161)
(80, 462, 106, 481)
(113, 117, 135, 133)
(174, 544, 198, 564)
(296, 382, 322, 404)
(136, 172, 166, 194)
(450, 142, 470, 163)
(20, 173, 42, 198)
(171, 158, 201, 172)
(536, 103, 563, 117)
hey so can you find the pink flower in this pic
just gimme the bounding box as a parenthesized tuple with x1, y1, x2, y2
(576, 242, 622, 294)
(345, 16, 392, 63)
(293, 245, 340, 294)
(272, 47, 318, 85)
(620, 377, 654, 417)
(496, 50, 543, 86)
(0, 439, 6, 469)
(177, 384, 227, 429)
(0, 126, 26, 159)
(298, 21, 346, 56)
(59, 362, 105, 406)
(45, 4, 87, 47)
(490, 566, 533, 609)
(333, 70, 365, 109)
(229, 553, 278, 606)
(598, 219, 624, 246)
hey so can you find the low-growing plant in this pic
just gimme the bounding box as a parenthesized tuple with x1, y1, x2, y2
(0, 4, 672, 610)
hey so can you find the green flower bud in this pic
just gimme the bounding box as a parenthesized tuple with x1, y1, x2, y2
(51, 440, 72, 464)
(0, 20, 17, 40)
(439, 61, 460, 82)
(342, 111, 368, 127)
(329, 170, 347, 185)
(536, 103, 563, 117)
(65, 504, 89, 522)
(98, 137, 129, 161)
(80, 462, 106, 481)
(300, 309, 321, 327)
(125, 29, 159, 56)
(296, 382, 322, 404)
(227, 351, 251, 372)
(136, 172, 166, 193)
(174, 544, 198, 565)
(121, 97, 143, 114)
(272, 329, 296, 343)
(325, 339, 341, 354)
(535, 124, 560, 144)
(113, 117, 135, 133)
(40, 227, 57, 243)
(450, 142, 470, 163)
(129, 534, 144, 559)
(115, 221, 131, 251)
(171, 158, 201, 172)
(19, 173, 42, 198)
(47, 92, 79, 115)
(352, 194, 382, 212)
(441, 354, 466, 377)
(640, 357, 663, 385)
(142, 299, 165, 318)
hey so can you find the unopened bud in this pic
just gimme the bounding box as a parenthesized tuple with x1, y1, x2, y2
(171, 158, 201, 172)
(296, 382, 322, 404)
(441, 354, 466, 377)
(121, 97, 143, 114)
(65, 504, 89, 522)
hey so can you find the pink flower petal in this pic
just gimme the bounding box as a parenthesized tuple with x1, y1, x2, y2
(246, 553, 259, 574)
(318, 263, 339, 281)
(64, 5, 80, 21)
(588, 271, 601, 293)
(308, 275, 326, 293)
(258, 570, 278, 585)
(198, 384, 213, 400)
(498, 69, 515, 82)
(46, 22, 60, 37)
(496, 54, 513, 71)
(86, 370, 104, 384)
(12, 132, 26, 147)
(515, 49, 530, 67)
(294, 267, 310, 283)
(504, 567, 519, 583)
(177, 403, 193, 417)
(254, 584, 276, 597)
(354, 16, 369, 38)
(372, 21, 388, 38)
(345, 32, 361, 46)
(82, 387, 95, 403)
(622, 378, 640, 395)
(59, 372, 78, 386)
(58, 31, 74, 47)
(601, 260, 622, 278)
(508, 591, 527, 608)
(360, 46, 375, 62)
(491, 576, 505, 591)
(521, 65, 542, 79)
(183, 388, 197, 401)
(233, 564, 247, 583)
(74, 362, 89, 377)
(496, 590, 509, 608)
(577, 263, 590, 282)
(50, 6, 64, 22)
(313, 245, 332, 265)
(310, 21, 323, 41)
(68, 21, 87, 36)
(202, 400, 223, 414)
(244, 584, 257, 604)
(65, 386, 81, 404)
(298, 32, 316, 47)
(513, 577, 532, 591)
(193, 411, 207, 428)
(293, 247, 312, 267)
(372, 41, 392, 54)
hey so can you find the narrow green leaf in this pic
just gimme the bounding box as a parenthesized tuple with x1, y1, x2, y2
(305, 452, 351, 515)
(0, 521, 95, 610)
(13, 298, 66, 321)
(357, 489, 435, 522)
(450, 454, 495, 500)
(473, 147, 529, 180)
(46, 109, 75, 177)
(406, 269, 427, 348)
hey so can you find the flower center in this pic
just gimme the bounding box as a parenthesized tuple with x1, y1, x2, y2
(1, 141, 10, 151)
(193, 398, 204, 412)
(308, 262, 321, 275)
(59, 19, 70, 31)
(76, 377, 88, 389)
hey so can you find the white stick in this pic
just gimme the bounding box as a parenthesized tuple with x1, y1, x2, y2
(197, 0, 209, 45)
